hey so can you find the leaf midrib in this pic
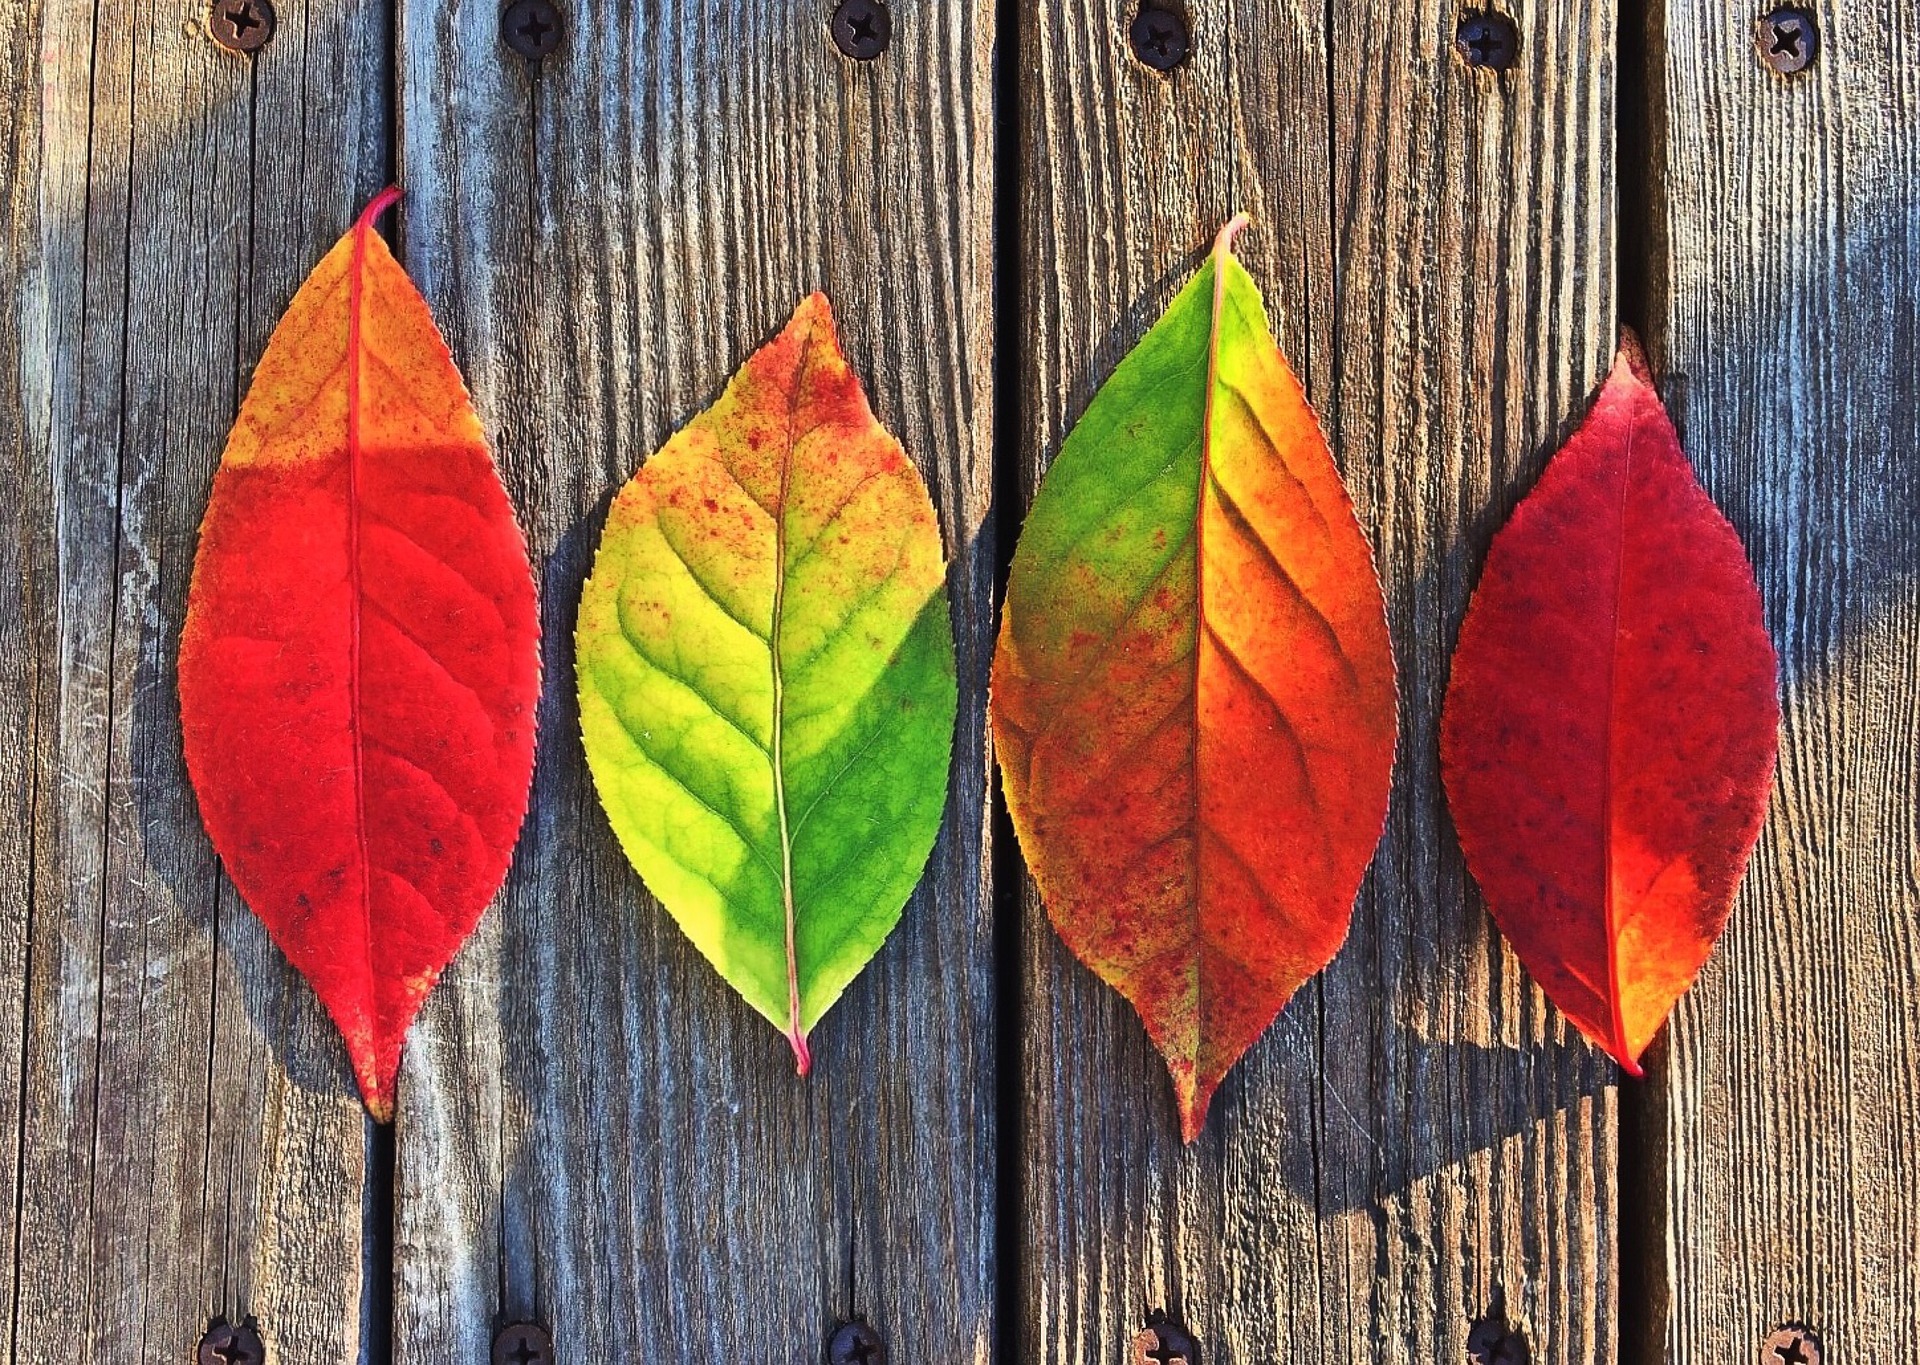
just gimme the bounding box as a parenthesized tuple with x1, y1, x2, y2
(1599, 416, 1639, 1071)
(346, 204, 377, 1044)
(768, 326, 817, 1072)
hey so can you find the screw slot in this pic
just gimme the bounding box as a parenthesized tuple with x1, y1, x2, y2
(827, 1320, 888, 1365)
(491, 1322, 554, 1365)
(1128, 5, 1190, 71)
(1455, 10, 1519, 70)
(1763, 1324, 1823, 1365)
(197, 1319, 266, 1365)
(1757, 8, 1818, 75)
(500, 0, 564, 60)
(1131, 1309, 1200, 1365)
(207, 0, 274, 53)
(830, 0, 892, 61)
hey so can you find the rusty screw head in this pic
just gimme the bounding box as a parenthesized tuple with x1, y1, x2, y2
(1456, 11, 1520, 70)
(208, 0, 274, 53)
(1131, 1309, 1200, 1365)
(1762, 1324, 1823, 1365)
(501, 0, 563, 60)
(827, 1320, 887, 1365)
(491, 1322, 553, 1365)
(1757, 8, 1818, 75)
(1129, 5, 1191, 72)
(197, 1319, 265, 1365)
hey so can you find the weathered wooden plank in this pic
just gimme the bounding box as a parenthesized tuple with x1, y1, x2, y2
(1649, 4, 1920, 1361)
(3, 4, 386, 1361)
(0, 0, 39, 1349)
(1017, 4, 1617, 1360)
(391, 3, 996, 1360)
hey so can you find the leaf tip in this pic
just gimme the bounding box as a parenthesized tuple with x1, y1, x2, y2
(1177, 1097, 1209, 1145)
(794, 289, 837, 337)
(1612, 326, 1656, 389)
(1173, 1068, 1216, 1144)
(363, 1085, 395, 1125)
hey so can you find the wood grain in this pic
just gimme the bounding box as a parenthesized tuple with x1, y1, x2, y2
(1648, 2, 1920, 1360)
(1016, 4, 1618, 1361)
(0, 3, 386, 1360)
(390, 3, 996, 1360)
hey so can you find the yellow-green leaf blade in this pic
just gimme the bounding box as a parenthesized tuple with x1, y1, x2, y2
(578, 294, 957, 1069)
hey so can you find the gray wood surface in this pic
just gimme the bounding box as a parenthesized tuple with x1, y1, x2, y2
(0, 3, 387, 1363)
(1647, 3, 1920, 1361)
(1015, 4, 1619, 1361)
(4, 3, 1918, 1362)
(390, 3, 997, 1361)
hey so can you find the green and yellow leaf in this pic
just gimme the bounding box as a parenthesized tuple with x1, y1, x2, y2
(577, 294, 957, 1071)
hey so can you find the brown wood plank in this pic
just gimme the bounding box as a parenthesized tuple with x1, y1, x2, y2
(1016, 4, 1618, 1360)
(1646, 3, 1920, 1360)
(390, 3, 997, 1360)
(1, 2, 389, 1362)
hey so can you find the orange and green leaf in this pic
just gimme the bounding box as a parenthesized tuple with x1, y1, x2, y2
(993, 219, 1398, 1140)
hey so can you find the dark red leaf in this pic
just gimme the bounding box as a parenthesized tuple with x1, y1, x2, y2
(1441, 332, 1779, 1073)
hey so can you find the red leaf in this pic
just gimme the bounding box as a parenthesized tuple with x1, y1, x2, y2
(179, 189, 541, 1120)
(1440, 332, 1779, 1073)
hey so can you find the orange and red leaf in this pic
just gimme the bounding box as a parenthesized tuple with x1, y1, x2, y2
(179, 189, 541, 1120)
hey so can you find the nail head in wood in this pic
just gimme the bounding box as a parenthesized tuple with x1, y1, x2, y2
(207, 0, 274, 53)
(1762, 1324, 1823, 1365)
(1128, 5, 1190, 72)
(826, 1320, 887, 1365)
(1756, 8, 1818, 75)
(1455, 10, 1519, 71)
(830, 0, 892, 61)
(491, 1322, 554, 1365)
(196, 1319, 265, 1365)
(500, 0, 564, 61)
(1131, 1309, 1200, 1365)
